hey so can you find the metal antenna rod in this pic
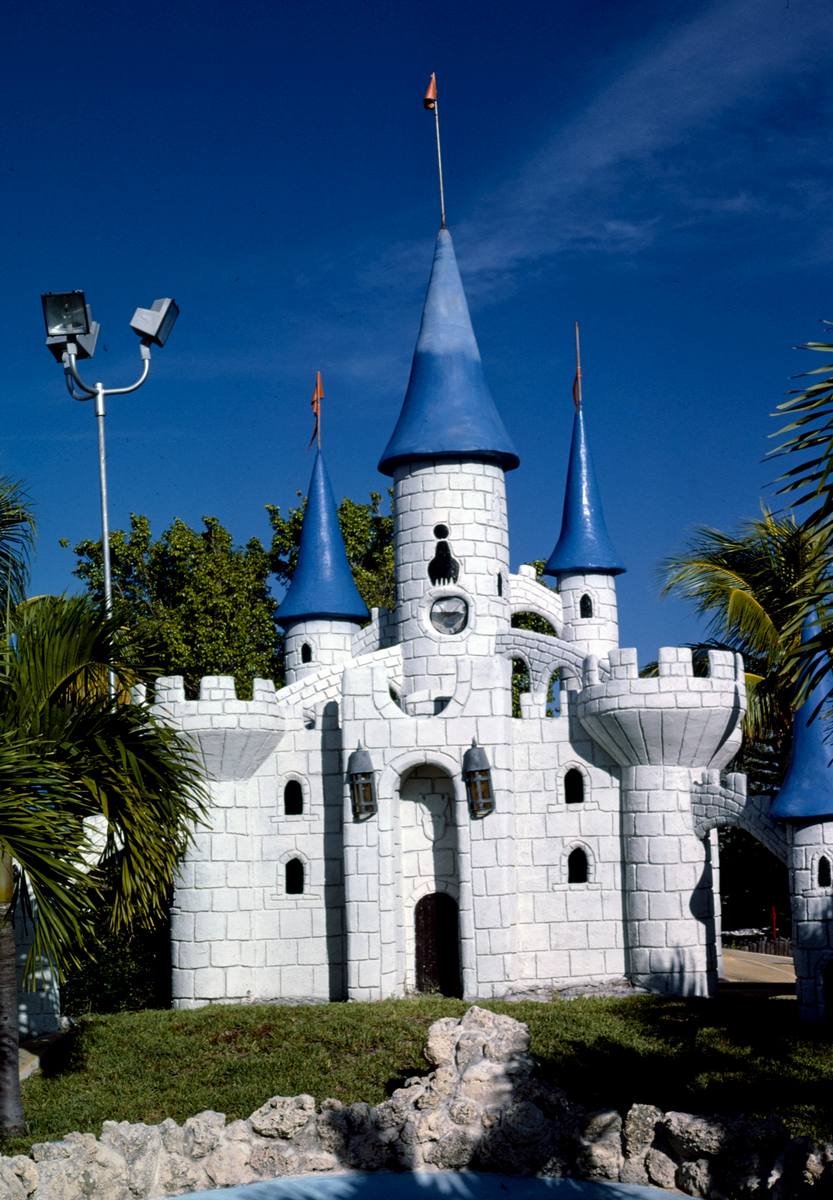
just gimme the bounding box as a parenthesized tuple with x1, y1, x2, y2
(574, 321, 583, 410)
(434, 100, 447, 229)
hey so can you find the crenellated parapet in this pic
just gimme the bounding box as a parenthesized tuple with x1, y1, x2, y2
(153, 675, 284, 782)
(578, 646, 746, 770)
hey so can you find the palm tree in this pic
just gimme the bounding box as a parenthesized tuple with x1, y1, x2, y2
(660, 509, 828, 791)
(770, 328, 833, 702)
(0, 485, 207, 1137)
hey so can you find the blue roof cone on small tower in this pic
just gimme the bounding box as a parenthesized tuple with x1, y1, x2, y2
(543, 404, 625, 577)
(378, 228, 519, 476)
(770, 615, 833, 820)
(277, 450, 368, 627)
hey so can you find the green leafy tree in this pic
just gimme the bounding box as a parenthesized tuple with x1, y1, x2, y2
(72, 514, 280, 698)
(771, 326, 833, 701)
(0, 482, 206, 1136)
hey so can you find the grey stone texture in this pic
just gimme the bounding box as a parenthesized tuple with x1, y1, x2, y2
(4, 1007, 832, 1198)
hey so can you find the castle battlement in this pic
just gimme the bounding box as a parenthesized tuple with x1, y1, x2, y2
(153, 674, 284, 782)
(577, 647, 746, 770)
(599, 645, 741, 683)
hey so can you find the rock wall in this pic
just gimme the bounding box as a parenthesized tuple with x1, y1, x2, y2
(2, 1007, 831, 1199)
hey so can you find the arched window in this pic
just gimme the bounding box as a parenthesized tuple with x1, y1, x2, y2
(284, 780, 303, 815)
(285, 858, 304, 894)
(564, 768, 584, 804)
(301, 642, 312, 664)
(568, 847, 588, 884)
(819, 856, 832, 888)
(579, 594, 593, 619)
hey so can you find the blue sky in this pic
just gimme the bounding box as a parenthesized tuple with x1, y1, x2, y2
(3, 0, 832, 663)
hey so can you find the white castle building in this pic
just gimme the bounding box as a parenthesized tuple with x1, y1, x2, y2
(161, 227, 833, 1021)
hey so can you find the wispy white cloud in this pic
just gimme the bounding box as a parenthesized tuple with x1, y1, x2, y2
(443, 0, 832, 290)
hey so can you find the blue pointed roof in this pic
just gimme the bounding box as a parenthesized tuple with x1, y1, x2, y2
(277, 451, 368, 627)
(378, 228, 519, 476)
(543, 404, 624, 576)
(770, 616, 833, 820)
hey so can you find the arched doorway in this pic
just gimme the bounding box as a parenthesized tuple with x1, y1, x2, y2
(415, 892, 462, 997)
(399, 764, 460, 994)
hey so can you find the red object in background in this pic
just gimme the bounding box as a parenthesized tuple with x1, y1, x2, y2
(771, 904, 778, 943)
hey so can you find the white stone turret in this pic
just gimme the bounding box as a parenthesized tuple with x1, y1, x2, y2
(277, 450, 367, 685)
(577, 646, 746, 997)
(377, 228, 519, 711)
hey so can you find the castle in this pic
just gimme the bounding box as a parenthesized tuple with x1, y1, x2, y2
(159, 226, 833, 1021)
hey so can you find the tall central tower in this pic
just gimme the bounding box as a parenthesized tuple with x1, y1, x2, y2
(378, 228, 519, 710)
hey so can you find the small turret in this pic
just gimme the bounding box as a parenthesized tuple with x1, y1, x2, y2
(379, 228, 518, 705)
(544, 400, 623, 658)
(277, 450, 367, 683)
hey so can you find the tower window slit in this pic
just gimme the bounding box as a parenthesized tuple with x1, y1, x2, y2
(284, 780, 303, 815)
(568, 848, 588, 884)
(564, 768, 584, 804)
(819, 856, 832, 888)
(301, 642, 312, 663)
(286, 858, 304, 894)
(579, 594, 593, 619)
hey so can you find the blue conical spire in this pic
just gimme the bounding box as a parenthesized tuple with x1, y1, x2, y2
(277, 451, 368, 627)
(543, 404, 624, 577)
(378, 228, 519, 476)
(770, 616, 833, 820)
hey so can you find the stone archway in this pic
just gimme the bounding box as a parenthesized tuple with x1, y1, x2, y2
(399, 763, 460, 994)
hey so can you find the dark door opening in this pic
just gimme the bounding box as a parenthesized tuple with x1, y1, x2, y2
(415, 892, 462, 997)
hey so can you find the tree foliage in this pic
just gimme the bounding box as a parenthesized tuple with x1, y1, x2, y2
(660, 509, 828, 792)
(72, 515, 280, 698)
(0, 477, 207, 1135)
(71, 491, 396, 697)
(771, 327, 833, 704)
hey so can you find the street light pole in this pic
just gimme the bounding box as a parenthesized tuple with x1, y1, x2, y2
(62, 343, 152, 625)
(41, 293, 179, 695)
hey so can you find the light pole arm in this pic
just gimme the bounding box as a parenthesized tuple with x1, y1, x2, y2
(63, 342, 152, 399)
(63, 351, 97, 398)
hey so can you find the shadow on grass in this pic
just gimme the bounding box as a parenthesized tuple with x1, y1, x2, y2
(523, 994, 833, 1138)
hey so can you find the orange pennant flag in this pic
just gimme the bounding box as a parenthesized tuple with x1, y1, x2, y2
(309, 371, 323, 448)
(423, 72, 437, 111)
(572, 368, 582, 411)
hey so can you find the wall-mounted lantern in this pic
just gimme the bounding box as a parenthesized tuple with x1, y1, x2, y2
(463, 740, 495, 818)
(347, 743, 377, 820)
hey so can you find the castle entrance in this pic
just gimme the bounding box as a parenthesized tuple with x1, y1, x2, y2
(399, 764, 460, 995)
(415, 892, 462, 996)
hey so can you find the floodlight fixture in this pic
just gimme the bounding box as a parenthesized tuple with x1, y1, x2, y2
(129, 297, 179, 347)
(41, 291, 100, 362)
(41, 291, 90, 338)
(40, 288, 181, 693)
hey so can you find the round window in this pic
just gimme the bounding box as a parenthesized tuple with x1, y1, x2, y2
(429, 596, 468, 635)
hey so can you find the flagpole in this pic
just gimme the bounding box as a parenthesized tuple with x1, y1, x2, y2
(574, 321, 583, 410)
(317, 371, 322, 450)
(434, 100, 447, 229)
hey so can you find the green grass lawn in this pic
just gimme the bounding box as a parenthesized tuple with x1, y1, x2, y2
(5, 992, 833, 1157)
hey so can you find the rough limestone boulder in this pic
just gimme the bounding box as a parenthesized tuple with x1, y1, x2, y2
(1, 1005, 832, 1198)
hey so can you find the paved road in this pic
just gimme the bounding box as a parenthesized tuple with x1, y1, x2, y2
(722, 947, 796, 985)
